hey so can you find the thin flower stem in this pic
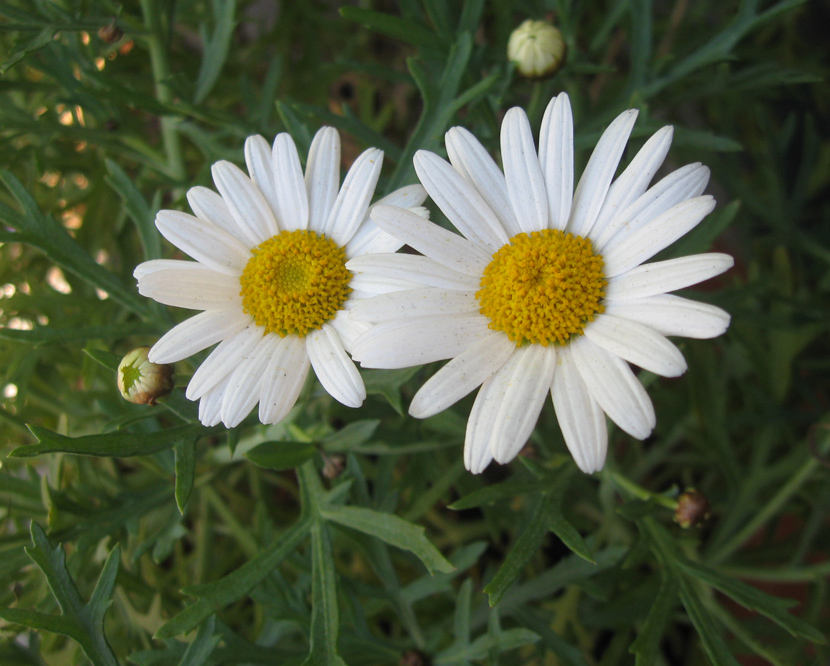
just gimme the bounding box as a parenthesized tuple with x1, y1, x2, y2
(716, 560, 830, 583)
(139, 0, 186, 183)
(603, 469, 678, 510)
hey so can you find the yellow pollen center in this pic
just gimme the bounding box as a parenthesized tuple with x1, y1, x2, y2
(476, 229, 606, 346)
(239, 229, 352, 337)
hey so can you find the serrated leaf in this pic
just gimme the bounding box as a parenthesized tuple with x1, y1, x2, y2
(194, 0, 237, 104)
(178, 615, 220, 666)
(320, 505, 454, 575)
(105, 159, 160, 261)
(0, 523, 121, 666)
(0, 171, 150, 317)
(676, 559, 827, 644)
(174, 439, 196, 514)
(436, 628, 540, 664)
(485, 497, 551, 607)
(157, 518, 311, 638)
(630, 572, 679, 666)
(13, 423, 213, 459)
(245, 441, 316, 470)
(339, 6, 443, 52)
(301, 521, 348, 666)
(676, 574, 740, 666)
(547, 509, 594, 564)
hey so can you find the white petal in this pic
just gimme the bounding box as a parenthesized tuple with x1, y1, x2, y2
(350, 288, 479, 323)
(570, 336, 655, 440)
(149, 308, 251, 364)
(324, 147, 383, 246)
(271, 132, 309, 231)
(464, 349, 521, 473)
(352, 313, 492, 369)
(347, 254, 480, 291)
(489, 344, 557, 465)
(604, 294, 731, 339)
(220, 334, 279, 427)
(306, 324, 365, 408)
(538, 93, 574, 231)
(550, 345, 607, 474)
(605, 253, 734, 301)
(369, 205, 491, 275)
(347, 274, 423, 295)
(134, 258, 197, 280)
(155, 210, 250, 275)
(305, 127, 341, 234)
(199, 373, 230, 427)
(345, 184, 428, 258)
(211, 161, 278, 246)
(187, 186, 242, 239)
(244, 135, 281, 227)
(584, 314, 687, 377)
(414, 150, 509, 250)
(446, 127, 521, 237)
(409, 332, 515, 418)
(329, 308, 371, 353)
(501, 107, 548, 233)
(594, 163, 710, 252)
(602, 196, 717, 277)
(138, 264, 241, 310)
(259, 335, 310, 424)
(568, 109, 638, 238)
(186, 325, 264, 400)
(590, 126, 673, 243)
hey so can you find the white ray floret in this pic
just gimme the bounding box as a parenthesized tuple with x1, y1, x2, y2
(353, 93, 733, 474)
(135, 127, 427, 428)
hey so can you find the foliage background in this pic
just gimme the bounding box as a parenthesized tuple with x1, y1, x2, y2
(0, 0, 828, 665)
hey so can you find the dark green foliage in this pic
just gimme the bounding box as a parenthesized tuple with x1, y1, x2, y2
(1, 0, 829, 664)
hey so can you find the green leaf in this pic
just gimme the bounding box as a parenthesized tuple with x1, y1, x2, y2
(178, 615, 220, 666)
(322, 420, 380, 452)
(664, 200, 740, 260)
(320, 505, 454, 575)
(339, 6, 443, 52)
(0, 26, 54, 75)
(105, 159, 161, 261)
(677, 559, 827, 644)
(194, 0, 237, 104)
(174, 438, 196, 514)
(0, 171, 150, 317)
(676, 574, 740, 666)
(630, 572, 679, 666)
(0, 523, 121, 666)
(0, 322, 160, 345)
(449, 479, 547, 510)
(436, 628, 540, 664)
(13, 423, 213, 459)
(245, 441, 316, 470)
(84, 348, 123, 372)
(547, 508, 594, 565)
(484, 497, 550, 607)
(157, 518, 311, 638)
(301, 521, 348, 666)
(362, 367, 419, 415)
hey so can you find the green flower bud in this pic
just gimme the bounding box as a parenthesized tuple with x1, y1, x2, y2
(117, 347, 174, 405)
(507, 19, 566, 80)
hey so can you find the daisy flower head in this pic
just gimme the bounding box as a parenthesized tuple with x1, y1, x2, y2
(348, 94, 733, 475)
(134, 127, 427, 428)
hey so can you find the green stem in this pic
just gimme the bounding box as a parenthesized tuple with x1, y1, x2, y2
(140, 0, 185, 182)
(604, 469, 678, 510)
(717, 560, 830, 583)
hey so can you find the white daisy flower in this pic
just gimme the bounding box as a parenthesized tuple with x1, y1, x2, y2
(348, 94, 733, 475)
(134, 127, 427, 428)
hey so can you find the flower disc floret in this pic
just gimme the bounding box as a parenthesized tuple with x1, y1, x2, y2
(239, 229, 352, 337)
(477, 230, 606, 346)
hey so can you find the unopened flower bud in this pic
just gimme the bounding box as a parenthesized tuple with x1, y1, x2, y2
(674, 488, 711, 528)
(98, 21, 124, 44)
(507, 19, 566, 80)
(117, 347, 173, 405)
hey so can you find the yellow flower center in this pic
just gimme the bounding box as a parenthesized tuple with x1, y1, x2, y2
(477, 229, 606, 346)
(239, 229, 352, 337)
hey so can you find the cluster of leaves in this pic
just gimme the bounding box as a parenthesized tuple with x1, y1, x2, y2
(1, 0, 828, 665)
